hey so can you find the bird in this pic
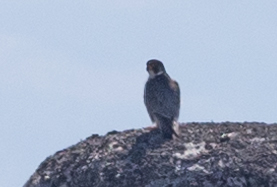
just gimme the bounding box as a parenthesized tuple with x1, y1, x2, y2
(144, 59, 180, 139)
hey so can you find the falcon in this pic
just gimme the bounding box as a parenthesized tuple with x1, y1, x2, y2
(144, 59, 181, 139)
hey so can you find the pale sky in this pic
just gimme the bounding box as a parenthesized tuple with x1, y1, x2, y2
(1, 1, 277, 186)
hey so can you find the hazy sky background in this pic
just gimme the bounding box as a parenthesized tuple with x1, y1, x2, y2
(1, 1, 277, 186)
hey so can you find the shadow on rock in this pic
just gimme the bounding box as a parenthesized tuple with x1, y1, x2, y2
(127, 128, 168, 164)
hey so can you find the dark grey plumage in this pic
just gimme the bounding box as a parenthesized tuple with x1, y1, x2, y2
(144, 59, 180, 139)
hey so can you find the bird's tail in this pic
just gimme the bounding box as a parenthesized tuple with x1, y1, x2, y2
(155, 114, 179, 139)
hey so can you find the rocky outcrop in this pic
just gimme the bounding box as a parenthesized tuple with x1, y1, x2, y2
(24, 122, 277, 187)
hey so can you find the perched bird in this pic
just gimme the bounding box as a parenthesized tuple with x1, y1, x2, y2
(144, 59, 180, 139)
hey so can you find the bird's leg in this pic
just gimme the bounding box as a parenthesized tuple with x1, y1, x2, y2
(143, 123, 158, 131)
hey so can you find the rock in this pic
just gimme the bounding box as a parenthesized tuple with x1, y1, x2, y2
(23, 122, 277, 187)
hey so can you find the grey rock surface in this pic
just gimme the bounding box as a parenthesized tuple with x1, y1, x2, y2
(24, 122, 277, 187)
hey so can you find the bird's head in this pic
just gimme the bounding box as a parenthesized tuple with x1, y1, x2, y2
(146, 59, 166, 78)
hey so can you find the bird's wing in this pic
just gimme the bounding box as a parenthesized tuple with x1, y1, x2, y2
(170, 79, 181, 119)
(152, 79, 180, 120)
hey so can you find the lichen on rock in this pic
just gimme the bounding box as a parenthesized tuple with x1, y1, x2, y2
(24, 122, 277, 187)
